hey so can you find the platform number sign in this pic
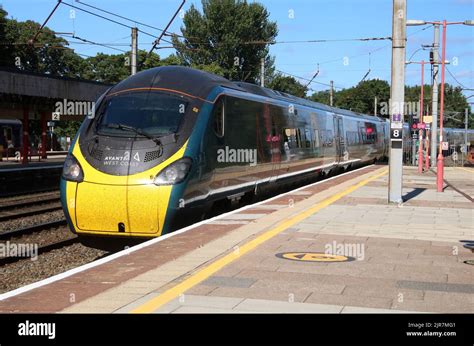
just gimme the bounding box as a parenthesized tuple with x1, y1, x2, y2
(390, 128, 402, 140)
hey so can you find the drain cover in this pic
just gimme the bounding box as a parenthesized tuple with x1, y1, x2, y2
(276, 252, 355, 262)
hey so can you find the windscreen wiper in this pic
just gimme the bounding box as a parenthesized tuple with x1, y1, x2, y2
(106, 123, 162, 145)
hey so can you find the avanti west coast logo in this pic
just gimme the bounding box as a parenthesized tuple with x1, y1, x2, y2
(103, 151, 141, 166)
(18, 320, 55, 339)
(217, 146, 257, 166)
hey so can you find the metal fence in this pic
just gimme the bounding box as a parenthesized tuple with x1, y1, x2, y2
(403, 138, 471, 167)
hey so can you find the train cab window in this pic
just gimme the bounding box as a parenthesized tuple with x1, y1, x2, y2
(213, 98, 225, 138)
(96, 91, 188, 137)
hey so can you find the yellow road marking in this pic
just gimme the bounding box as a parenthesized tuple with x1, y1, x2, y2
(131, 168, 388, 313)
(458, 167, 474, 174)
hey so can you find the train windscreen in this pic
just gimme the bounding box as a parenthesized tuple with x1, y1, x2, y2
(95, 91, 188, 137)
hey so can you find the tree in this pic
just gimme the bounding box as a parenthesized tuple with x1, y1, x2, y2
(0, 6, 13, 67)
(310, 79, 390, 115)
(310, 79, 472, 129)
(267, 74, 307, 98)
(438, 84, 471, 128)
(81, 51, 182, 84)
(172, 0, 278, 83)
(403, 84, 470, 128)
(54, 120, 82, 140)
(4, 18, 85, 77)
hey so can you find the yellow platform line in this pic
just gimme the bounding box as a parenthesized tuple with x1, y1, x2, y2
(131, 168, 388, 313)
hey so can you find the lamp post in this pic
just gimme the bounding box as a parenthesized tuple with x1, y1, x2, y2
(406, 60, 429, 173)
(419, 60, 425, 174)
(406, 19, 474, 191)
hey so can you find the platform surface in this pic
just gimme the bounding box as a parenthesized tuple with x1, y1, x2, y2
(0, 156, 65, 171)
(0, 165, 472, 313)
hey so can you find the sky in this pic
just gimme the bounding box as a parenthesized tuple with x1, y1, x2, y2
(1, 0, 473, 96)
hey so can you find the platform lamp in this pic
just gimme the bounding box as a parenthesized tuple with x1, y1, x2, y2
(406, 19, 474, 192)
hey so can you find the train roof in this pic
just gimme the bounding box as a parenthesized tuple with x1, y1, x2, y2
(109, 65, 246, 100)
(232, 81, 382, 122)
(112, 66, 383, 122)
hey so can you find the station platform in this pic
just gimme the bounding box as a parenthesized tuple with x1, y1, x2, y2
(0, 164, 472, 313)
(0, 155, 65, 171)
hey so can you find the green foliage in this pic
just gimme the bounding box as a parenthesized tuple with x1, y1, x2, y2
(80, 51, 183, 84)
(54, 121, 82, 139)
(81, 52, 129, 84)
(4, 17, 84, 77)
(173, 0, 278, 83)
(0, 6, 12, 66)
(310, 79, 390, 115)
(309, 79, 472, 129)
(267, 74, 307, 98)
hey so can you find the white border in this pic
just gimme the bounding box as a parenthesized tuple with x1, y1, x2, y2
(0, 164, 374, 302)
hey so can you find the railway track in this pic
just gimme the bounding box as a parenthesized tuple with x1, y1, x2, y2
(0, 191, 62, 222)
(0, 219, 74, 266)
(0, 191, 60, 209)
(0, 219, 67, 240)
(0, 237, 79, 266)
(0, 190, 75, 267)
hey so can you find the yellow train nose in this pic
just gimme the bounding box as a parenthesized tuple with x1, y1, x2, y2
(75, 182, 160, 235)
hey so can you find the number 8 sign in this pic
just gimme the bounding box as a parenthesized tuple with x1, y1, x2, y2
(391, 128, 402, 139)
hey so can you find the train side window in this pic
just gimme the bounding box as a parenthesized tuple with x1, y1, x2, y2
(213, 98, 225, 137)
(2, 127, 12, 147)
(3, 127, 12, 141)
(284, 128, 296, 148)
(304, 128, 312, 148)
(358, 122, 376, 144)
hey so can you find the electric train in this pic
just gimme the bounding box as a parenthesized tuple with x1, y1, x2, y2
(59, 66, 471, 246)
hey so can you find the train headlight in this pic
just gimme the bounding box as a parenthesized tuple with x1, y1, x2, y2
(154, 157, 192, 185)
(62, 155, 84, 182)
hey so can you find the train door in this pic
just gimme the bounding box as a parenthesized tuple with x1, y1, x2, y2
(266, 115, 281, 184)
(333, 115, 346, 162)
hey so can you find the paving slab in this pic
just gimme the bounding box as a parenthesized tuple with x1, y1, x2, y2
(0, 165, 472, 314)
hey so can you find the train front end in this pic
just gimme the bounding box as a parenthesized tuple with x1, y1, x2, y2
(60, 67, 208, 244)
